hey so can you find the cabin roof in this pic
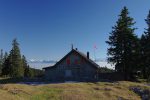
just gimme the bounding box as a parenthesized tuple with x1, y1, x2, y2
(43, 49, 100, 69)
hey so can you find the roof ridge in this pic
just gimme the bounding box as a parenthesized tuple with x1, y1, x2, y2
(73, 49, 100, 68)
(43, 49, 100, 69)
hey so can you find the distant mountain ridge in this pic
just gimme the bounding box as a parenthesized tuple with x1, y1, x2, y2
(94, 58, 107, 62)
(28, 60, 57, 63)
(28, 58, 106, 63)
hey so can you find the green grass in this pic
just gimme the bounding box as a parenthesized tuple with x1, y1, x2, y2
(0, 80, 149, 100)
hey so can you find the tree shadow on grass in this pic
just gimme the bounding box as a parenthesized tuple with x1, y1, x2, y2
(0, 77, 45, 84)
(0, 77, 24, 84)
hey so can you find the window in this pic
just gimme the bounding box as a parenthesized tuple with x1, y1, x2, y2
(66, 58, 70, 65)
(74, 59, 78, 64)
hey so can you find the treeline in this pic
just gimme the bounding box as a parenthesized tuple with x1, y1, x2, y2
(0, 39, 43, 78)
(106, 7, 150, 81)
(99, 67, 115, 73)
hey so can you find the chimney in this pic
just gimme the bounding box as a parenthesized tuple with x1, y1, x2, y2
(87, 52, 89, 59)
(75, 48, 78, 50)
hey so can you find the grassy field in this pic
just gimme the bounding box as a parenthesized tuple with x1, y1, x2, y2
(0, 80, 149, 100)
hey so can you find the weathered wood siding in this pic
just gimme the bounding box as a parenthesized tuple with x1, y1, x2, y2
(44, 51, 98, 81)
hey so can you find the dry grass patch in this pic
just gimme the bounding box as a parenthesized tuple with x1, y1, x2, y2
(0, 81, 149, 100)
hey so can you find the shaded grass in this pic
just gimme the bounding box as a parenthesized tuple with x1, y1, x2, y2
(0, 81, 149, 100)
(0, 77, 44, 84)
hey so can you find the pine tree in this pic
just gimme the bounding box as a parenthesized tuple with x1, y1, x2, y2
(0, 49, 4, 75)
(2, 53, 11, 76)
(24, 65, 33, 78)
(22, 55, 29, 77)
(1, 39, 30, 78)
(140, 35, 147, 78)
(9, 39, 24, 77)
(141, 10, 150, 79)
(22, 55, 27, 68)
(106, 7, 140, 80)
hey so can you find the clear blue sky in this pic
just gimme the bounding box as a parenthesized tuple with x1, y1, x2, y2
(0, 0, 150, 61)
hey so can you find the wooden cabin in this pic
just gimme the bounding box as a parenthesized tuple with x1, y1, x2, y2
(43, 48, 101, 81)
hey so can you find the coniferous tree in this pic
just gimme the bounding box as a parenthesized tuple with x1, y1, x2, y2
(2, 53, 11, 76)
(1, 39, 34, 78)
(141, 10, 150, 79)
(22, 55, 27, 69)
(24, 65, 33, 78)
(22, 55, 29, 77)
(0, 49, 4, 75)
(106, 7, 140, 80)
(3, 52, 8, 63)
(140, 35, 147, 78)
(1, 39, 33, 78)
(9, 39, 24, 77)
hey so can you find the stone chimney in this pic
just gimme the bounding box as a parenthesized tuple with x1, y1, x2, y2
(87, 52, 89, 59)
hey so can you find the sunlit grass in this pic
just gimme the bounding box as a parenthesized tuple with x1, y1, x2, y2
(0, 81, 149, 100)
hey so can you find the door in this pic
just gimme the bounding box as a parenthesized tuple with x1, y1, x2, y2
(65, 70, 72, 77)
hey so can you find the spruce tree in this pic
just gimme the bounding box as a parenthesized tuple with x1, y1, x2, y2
(22, 55, 29, 77)
(106, 7, 139, 80)
(22, 55, 27, 69)
(140, 35, 147, 78)
(0, 49, 4, 75)
(141, 10, 150, 79)
(9, 39, 24, 77)
(2, 53, 11, 76)
(24, 65, 33, 78)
